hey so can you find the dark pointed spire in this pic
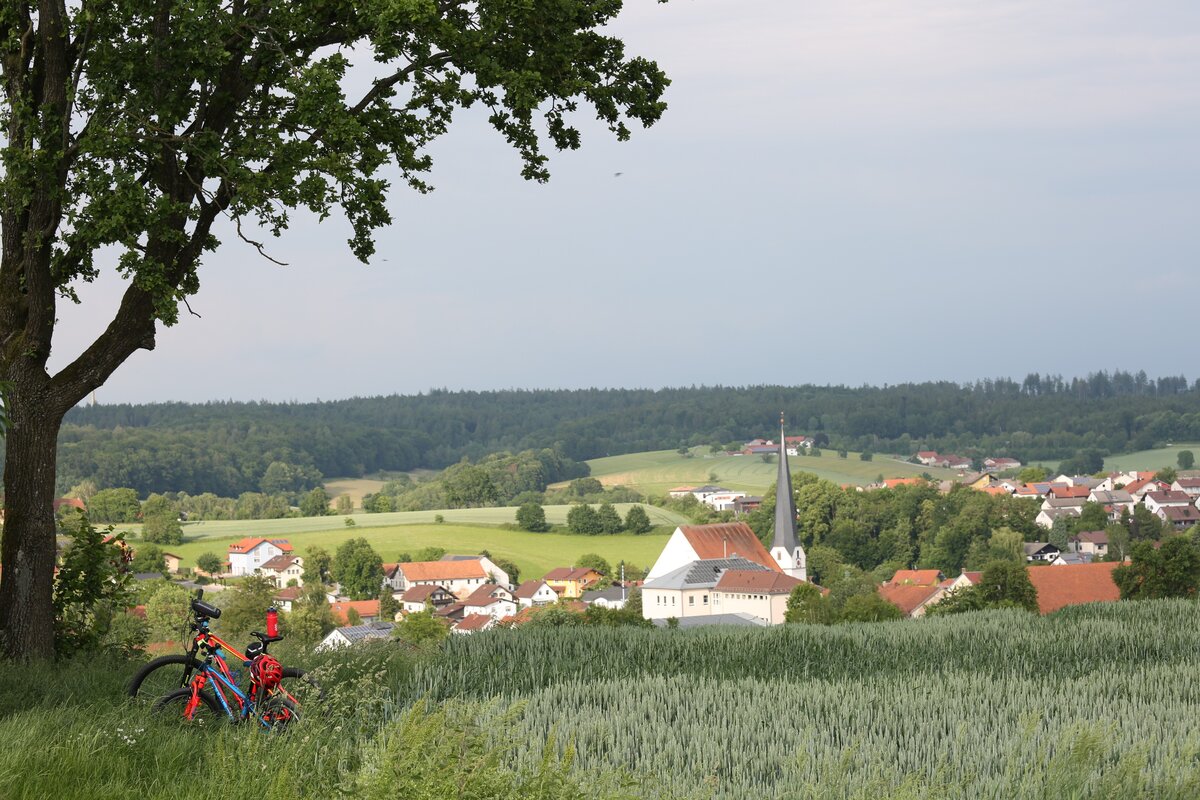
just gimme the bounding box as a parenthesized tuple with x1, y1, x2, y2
(773, 413, 799, 551)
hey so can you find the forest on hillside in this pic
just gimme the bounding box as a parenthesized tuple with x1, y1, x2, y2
(45, 370, 1200, 495)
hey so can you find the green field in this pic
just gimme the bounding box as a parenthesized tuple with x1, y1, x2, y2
(151, 512, 674, 578)
(563, 447, 961, 494)
(7, 600, 1200, 799)
(1031, 443, 1200, 474)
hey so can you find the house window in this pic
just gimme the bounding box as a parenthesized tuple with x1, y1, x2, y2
(671, 596, 676, 605)
(702, 595, 709, 605)
(688, 596, 694, 606)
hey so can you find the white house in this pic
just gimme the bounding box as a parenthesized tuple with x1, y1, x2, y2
(709, 569, 802, 625)
(581, 586, 628, 609)
(1171, 478, 1200, 499)
(257, 554, 304, 588)
(391, 556, 510, 598)
(1069, 530, 1110, 558)
(227, 538, 293, 577)
(399, 584, 456, 614)
(315, 621, 394, 651)
(702, 490, 748, 511)
(513, 580, 558, 608)
(642, 557, 772, 622)
(1143, 490, 1194, 515)
(461, 583, 518, 619)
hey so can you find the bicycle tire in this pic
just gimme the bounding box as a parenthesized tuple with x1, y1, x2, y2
(280, 666, 324, 707)
(153, 687, 225, 725)
(128, 654, 205, 702)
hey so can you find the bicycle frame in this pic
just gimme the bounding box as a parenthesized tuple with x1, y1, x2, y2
(180, 629, 300, 727)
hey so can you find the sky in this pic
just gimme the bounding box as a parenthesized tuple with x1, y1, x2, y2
(52, 0, 1200, 404)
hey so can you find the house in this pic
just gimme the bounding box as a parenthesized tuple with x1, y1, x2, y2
(1052, 552, 1094, 565)
(433, 601, 467, 624)
(1026, 562, 1121, 614)
(732, 496, 763, 514)
(441, 554, 512, 588)
(272, 585, 304, 613)
(915, 451, 940, 466)
(1087, 489, 1135, 521)
(581, 586, 628, 609)
(942, 571, 983, 592)
(941, 455, 972, 470)
(881, 477, 926, 490)
(645, 522, 782, 580)
(983, 457, 1022, 471)
(461, 583, 518, 619)
(709, 569, 804, 625)
(887, 569, 945, 586)
(227, 538, 293, 576)
(1142, 490, 1194, 516)
(1035, 506, 1082, 530)
(1124, 477, 1169, 500)
(452, 614, 498, 635)
(1049, 485, 1091, 500)
(642, 556, 773, 622)
(381, 563, 404, 593)
(1157, 505, 1200, 531)
(256, 554, 304, 588)
(1069, 530, 1109, 558)
(329, 599, 382, 625)
(1171, 478, 1200, 499)
(513, 580, 558, 608)
(161, 552, 182, 574)
(390, 559, 493, 598)
(877, 583, 946, 618)
(1040, 496, 1087, 514)
(1024, 542, 1062, 562)
(316, 621, 394, 651)
(399, 584, 456, 614)
(543, 567, 604, 599)
(702, 490, 749, 511)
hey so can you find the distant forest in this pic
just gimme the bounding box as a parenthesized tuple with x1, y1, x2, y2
(44, 370, 1200, 496)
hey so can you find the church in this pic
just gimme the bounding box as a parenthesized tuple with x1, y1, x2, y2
(641, 419, 810, 625)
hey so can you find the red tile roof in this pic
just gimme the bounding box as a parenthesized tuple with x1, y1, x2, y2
(713, 570, 803, 594)
(330, 600, 381, 624)
(454, 614, 494, 632)
(514, 580, 551, 599)
(877, 583, 944, 616)
(883, 478, 925, 489)
(962, 571, 983, 585)
(543, 567, 601, 582)
(1026, 562, 1121, 614)
(1050, 485, 1090, 499)
(259, 554, 300, 572)
(462, 583, 510, 607)
(228, 537, 292, 554)
(677, 523, 779, 572)
(273, 586, 304, 602)
(889, 569, 944, 586)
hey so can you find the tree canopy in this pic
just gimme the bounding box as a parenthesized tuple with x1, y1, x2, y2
(0, 0, 670, 659)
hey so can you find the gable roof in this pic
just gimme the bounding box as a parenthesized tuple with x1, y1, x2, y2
(1026, 562, 1121, 614)
(877, 583, 944, 616)
(543, 567, 601, 582)
(330, 599, 381, 624)
(888, 569, 944, 586)
(462, 583, 512, 607)
(259, 554, 301, 572)
(677, 522, 779, 572)
(1023, 542, 1061, 556)
(454, 614, 495, 632)
(273, 585, 304, 602)
(330, 621, 395, 644)
(1050, 485, 1091, 499)
(713, 569, 803, 594)
(400, 584, 451, 603)
(1071, 530, 1109, 545)
(1161, 505, 1200, 523)
(581, 586, 627, 603)
(514, 580, 553, 599)
(1146, 490, 1193, 505)
(961, 571, 983, 585)
(400, 560, 487, 581)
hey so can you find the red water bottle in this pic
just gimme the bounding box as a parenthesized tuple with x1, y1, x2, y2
(265, 606, 278, 637)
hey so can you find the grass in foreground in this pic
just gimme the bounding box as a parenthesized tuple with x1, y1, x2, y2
(6, 600, 1200, 799)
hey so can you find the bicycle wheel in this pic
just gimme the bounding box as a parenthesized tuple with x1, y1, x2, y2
(279, 667, 323, 711)
(128, 655, 205, 705)
(257, 692, 300, 729)
(153, 687, 225, 726)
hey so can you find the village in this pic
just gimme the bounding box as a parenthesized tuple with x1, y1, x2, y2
(194, 433, 1155, 649)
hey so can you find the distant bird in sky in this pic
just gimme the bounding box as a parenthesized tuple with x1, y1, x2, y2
(613, 172, 623, 177)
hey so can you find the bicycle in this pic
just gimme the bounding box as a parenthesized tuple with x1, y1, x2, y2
(130, 590, 320, 725)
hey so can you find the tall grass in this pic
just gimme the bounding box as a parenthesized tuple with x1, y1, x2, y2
(3, 600, 1199, 799)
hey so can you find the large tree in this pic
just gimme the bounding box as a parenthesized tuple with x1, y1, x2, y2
(0, 1, 668, 658)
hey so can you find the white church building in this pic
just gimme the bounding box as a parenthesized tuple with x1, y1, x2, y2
(642, 419, 810, 626)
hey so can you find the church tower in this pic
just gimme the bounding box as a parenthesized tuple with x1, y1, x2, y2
(770, 415, 807, 581)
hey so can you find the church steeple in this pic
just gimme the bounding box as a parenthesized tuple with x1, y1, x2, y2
(771, 414, 807, 580)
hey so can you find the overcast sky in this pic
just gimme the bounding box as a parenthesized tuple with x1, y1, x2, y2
(52, 0, 1200, 404)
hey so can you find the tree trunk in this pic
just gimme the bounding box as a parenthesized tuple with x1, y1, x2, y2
(0, 382, 67, 660)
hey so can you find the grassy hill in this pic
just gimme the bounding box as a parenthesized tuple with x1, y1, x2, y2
(134, 504, 681, 578)
(1031, 443, 1200, 474)
(562, 447, 961, 495)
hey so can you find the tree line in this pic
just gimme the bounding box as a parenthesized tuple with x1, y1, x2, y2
(42, 372, 1200, 497)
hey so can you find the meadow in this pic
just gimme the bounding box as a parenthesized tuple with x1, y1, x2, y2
(156, 515, 674, 578)
(564, 447, 960, 495)
(1031, 443, 1200, 475)
(4, 600, 1200, 799)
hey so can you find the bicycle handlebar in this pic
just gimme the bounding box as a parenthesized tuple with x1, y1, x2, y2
(191, 598, 222, 619)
